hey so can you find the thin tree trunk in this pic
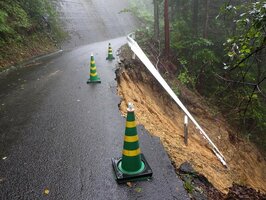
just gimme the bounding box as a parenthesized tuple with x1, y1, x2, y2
(169, 0, 174, 21)
(192, 0, 199, 36)
(154, 0, 160, 40)
(203, 0, 210, 38)
(164, 0, 170, 56)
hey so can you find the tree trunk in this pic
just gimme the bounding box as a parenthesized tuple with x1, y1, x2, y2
(169, 0, 174, 21)
(192, 0, 199, 36)
(164, 0, 170, 56)
(153, 0, 160, 40)
(203, 0, 210, 38)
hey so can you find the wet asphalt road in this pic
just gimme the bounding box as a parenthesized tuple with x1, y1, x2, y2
(58, 0, 138, 49)
(0, 0, 189, 199)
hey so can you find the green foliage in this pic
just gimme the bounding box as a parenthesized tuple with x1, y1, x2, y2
(172, 35, 219, 91)
(173, 1, 266, 151)
(177, 68, 195, 88)
(128, 0, 154, 25)
(135, 27, 154, 46)
(128, 0, 165, 42)
(0, 0, 64, 46)
(128, 0, 266, 151)
(224, 2, 266, 68)
(218, 1, 266, 149)
(0, 10, 12, 36)
(172, 86, 180, 96)
(184, 178, 194, 194)
(177, 69, 190, 84)
(193, 48, 218, 63)
(0, 2, 30, 40)
(12, 4, 31, 29)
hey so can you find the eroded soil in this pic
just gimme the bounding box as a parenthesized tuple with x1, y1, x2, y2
(116, 45, 266, 195)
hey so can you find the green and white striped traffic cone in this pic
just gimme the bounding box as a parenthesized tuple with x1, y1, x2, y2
(87, 53, 101, 84)
(118, 103, 145, 174)
(112, 103, 152, 183)
(106, 43, 115, 61)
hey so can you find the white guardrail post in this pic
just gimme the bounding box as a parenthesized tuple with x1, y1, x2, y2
(131, 33, 136, 60)
(127, 33, 227, 167)
(184, 115, 188, 146)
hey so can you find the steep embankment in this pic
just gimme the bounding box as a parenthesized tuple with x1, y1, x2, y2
(0, 35, 57, 69)
(0, 0, 62, 70)
(116, 46, 266, 195)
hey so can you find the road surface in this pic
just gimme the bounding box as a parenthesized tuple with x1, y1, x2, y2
(0, 0, 189, 199)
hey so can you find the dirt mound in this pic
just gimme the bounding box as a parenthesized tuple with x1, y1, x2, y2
(226, 184, 266, 200)
(178, 161, 266, 200)
(178, 161, 225, 200)
(116, 45, 266, 195)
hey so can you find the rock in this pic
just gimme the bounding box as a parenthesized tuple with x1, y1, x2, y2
(179, 161, 196, 174)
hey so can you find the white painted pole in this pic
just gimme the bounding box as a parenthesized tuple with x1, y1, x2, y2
(184, 115, 188, 125)
(184, 115, 188, 145)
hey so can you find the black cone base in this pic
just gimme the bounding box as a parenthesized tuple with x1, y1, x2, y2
(112, 154, 153, 184)
(87, 79, 101, 84)
(106, 57, 115, 61)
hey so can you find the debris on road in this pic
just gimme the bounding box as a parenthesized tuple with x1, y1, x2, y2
(44, 188, 49, 195)
(126, 182, 133, 187)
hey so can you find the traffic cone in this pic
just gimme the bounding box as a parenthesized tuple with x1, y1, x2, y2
(112, 103, 152, 183)
(106, 43, 115, 61)
(87, 53, 101, 84)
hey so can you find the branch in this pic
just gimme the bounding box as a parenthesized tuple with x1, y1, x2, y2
(257, 85, 266, 98)
(215, 74, 256, 86)
(257, 76, 266, 86)
(216, 74, 266, 98)
(229, 44, 266, 71)
(243, 86, 257, 118)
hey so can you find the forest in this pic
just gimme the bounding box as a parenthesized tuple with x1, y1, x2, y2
(129, 0, 266, 152)
(0, 0, 63, 67)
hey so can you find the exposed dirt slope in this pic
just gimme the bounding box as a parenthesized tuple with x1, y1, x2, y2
(116, 46, 266, 194)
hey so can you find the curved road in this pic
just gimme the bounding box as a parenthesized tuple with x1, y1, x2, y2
(59, 0, 138, 49)
(0, 0, 189, 199)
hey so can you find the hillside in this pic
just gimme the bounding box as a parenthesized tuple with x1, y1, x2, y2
(0, 0, 63, 70)
(116, 45, 266, 196)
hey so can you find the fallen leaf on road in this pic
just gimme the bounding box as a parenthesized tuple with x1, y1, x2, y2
(2, 157, 7, 160)
(134, 187, 142, 193)
(126, 182, 132, 187)
(48, 70, 60, 77)
(44, 188, 49, 195)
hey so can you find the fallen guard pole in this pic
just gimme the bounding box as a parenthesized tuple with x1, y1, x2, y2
(127, 33, 227, 167)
